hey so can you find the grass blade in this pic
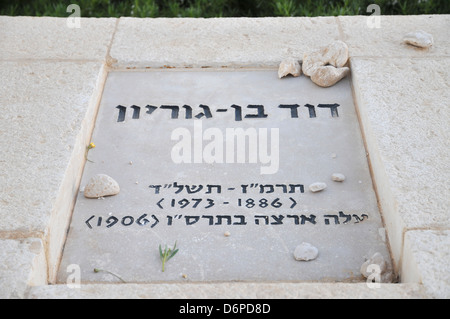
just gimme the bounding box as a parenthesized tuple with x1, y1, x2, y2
(159, 244, 163, 260)
(167, 248, 179, 261)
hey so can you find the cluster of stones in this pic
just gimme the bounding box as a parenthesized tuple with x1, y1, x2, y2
(278, 40, 349, 88)
(279, 30, 433, 87)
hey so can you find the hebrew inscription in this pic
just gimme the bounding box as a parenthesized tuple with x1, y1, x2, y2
(114, 103, 340, 122)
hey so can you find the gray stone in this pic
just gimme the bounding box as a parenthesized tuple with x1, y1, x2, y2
(294, 242, 319, 261)
(403, 30, 433, 48)
(83, 174, 120, 198)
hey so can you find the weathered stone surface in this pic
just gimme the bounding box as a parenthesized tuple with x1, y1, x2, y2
(84, 174, 120, 198)
(110, 17, 341, 68)
(403, 30, 433, 48)
(402, 230, 450, 298)
(338, 15, 450, 57)
(0, 61, 106, 235)
(0, 16, 116, 60)
(27, 282, 428, 299)
(0, 60, 107, 283)
(0, 238, 46, 299)
(294, 242, 319, 261)
(278, 58, 301, 78)
(350, 57, 450, 268)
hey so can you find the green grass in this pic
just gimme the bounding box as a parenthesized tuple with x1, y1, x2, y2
(0, 0, 448, 17)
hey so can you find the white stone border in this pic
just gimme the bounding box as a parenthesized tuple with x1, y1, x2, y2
(0, 15, 449, 299)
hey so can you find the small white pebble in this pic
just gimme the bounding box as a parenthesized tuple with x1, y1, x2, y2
(331, 153, 337, 158)
(84, 174, 120, 199)
(403, 30, 433, 48)
(331, 173, 346, 182)
(309, 182, 327, 192)
(224, 231, 231, 237)
(294, 242, 319, 261)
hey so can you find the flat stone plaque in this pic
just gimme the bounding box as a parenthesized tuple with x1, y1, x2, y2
(57, 70, 392, 283)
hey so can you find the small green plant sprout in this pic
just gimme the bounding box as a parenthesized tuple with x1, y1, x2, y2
(93, 268, 126, 283)
(159, 241, 179, 272)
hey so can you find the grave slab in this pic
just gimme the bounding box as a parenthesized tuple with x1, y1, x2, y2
(57, 69, 392, 284)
